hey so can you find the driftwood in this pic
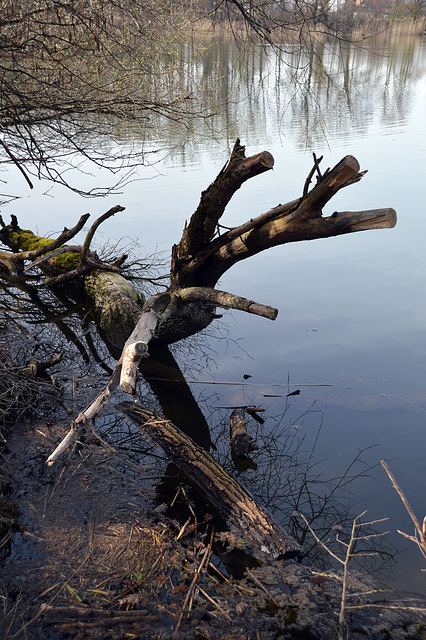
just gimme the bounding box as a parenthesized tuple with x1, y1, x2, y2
(20, 353, 64, 378)
(0, 141, 399, 568)
(0, 141, 397, 487)
(119, 401, 302, 560)
(37, 603, 159, 626)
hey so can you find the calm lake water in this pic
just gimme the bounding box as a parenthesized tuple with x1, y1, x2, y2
(3, 35, 426, 592)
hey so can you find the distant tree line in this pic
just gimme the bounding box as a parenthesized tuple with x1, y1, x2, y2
(0, 0, 424, 196)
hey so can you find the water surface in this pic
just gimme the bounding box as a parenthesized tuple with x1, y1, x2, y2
(3, 34, 426, 592)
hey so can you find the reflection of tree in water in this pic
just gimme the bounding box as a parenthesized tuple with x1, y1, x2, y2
(140, 36, 425, 157)
(257, 36, 425, 149)
(0, 323, 62, 430)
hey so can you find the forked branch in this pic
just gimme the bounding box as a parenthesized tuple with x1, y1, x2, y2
(41, 143, 396, 466)
(171, 149, 396, 288)
(299, 511, 389, 640)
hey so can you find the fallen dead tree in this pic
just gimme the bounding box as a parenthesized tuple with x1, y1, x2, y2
(0, 140, 396, 557)
(0, 141, 397, 368)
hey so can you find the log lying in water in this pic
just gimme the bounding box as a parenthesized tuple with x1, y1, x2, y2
(119, 401, 302, 560)
(0, 141, 397, 476)
(230, 408, 259, 468)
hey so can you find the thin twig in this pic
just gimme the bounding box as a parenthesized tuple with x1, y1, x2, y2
(173, 533, 213, 634)
(299, 510, 387, 640)
(303, 153, 323, 197)
(246, 569, 280, 608)
(197, 586, 232, 621)
(381, 460, 425, 544)
(381, 459, 426, 560)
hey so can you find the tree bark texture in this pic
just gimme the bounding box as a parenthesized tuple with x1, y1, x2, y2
(119, 401, 302, 560)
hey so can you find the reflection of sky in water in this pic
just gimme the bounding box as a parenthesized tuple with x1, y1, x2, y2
(2, 36, 426, 592)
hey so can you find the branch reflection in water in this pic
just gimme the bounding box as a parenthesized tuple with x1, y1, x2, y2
(0, 267, 396, 583)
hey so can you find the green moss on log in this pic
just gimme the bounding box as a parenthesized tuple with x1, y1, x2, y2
(10, 229, 80, 271)
(4, 226, 147, 352)
(10, 230, 52, 252)
(54, 251, 80, 271)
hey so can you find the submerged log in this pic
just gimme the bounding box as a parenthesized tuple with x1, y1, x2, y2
(119, 401, 302, 560)
(230, 409, 258, 460)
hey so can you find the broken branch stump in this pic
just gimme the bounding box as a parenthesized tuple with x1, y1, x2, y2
(230, 408, 259, 460)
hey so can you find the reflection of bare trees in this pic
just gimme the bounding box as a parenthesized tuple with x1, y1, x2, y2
(195, 392, 395, 574)
(2, 1, 423, 195)
(141, 36, 425, 158)
(274, 36, 425, 147)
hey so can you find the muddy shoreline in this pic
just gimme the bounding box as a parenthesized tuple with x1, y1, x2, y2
(1, 407, 426, 640)
(0, 323, 425, 639)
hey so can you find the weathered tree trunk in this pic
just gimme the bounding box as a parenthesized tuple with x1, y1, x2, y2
(0, 141, 397, 559)
(82, 271, 144, 355)
(119, 401, 302, 560)
(0, 141, 396, 371)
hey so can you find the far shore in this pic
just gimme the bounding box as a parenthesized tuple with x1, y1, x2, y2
(189, 14, 426, 44)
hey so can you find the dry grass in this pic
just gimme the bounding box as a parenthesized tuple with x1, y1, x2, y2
(352, 16, 426, 40)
